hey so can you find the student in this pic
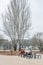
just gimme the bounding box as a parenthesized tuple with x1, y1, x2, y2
(29, 49, 32, 55)
(20, 49, 25, 57)
(28, 49, 32, 58)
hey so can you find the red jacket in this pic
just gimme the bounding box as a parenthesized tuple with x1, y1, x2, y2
(20, 49, 25, 55)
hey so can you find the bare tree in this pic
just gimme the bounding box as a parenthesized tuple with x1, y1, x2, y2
(32, 33, 43, 52)
(36, 32, 43, 52)
(0, 34, 4, 39)
(32, 35, 38, 46)
(2, 0, 31, 51)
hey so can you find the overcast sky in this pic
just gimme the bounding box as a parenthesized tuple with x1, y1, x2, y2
(30, 0, 43, 34)
(0, 0, 43, 38)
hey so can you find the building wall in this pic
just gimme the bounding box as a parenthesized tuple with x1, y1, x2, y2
(0, 39, 11, 50)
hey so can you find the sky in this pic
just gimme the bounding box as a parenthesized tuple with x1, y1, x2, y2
(30, 0, 43, 34)
(0, 0, 43, 38)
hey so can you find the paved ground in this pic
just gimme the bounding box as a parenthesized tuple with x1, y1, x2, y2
(0, 54, 43, 65)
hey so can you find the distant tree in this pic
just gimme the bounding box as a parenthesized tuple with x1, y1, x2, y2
(2, 0, 31, 51)
(32, 32, 43, 52)
(36, 32, 43, 52)
(0, 34, 4, 39)
(32, 35, 38, 46)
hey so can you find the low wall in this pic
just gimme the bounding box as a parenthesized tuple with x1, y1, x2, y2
(0, 50, 19, 55)
(0, 50, 43, 55)
(25, 50, 43, 54)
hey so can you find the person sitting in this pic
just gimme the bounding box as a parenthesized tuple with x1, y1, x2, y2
(20, 49, 25, 57)
(28, 51, 32, 55)
(28, 49, 32, 58)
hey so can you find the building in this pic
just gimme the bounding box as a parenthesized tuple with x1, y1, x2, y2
(0, 39, 11, 50)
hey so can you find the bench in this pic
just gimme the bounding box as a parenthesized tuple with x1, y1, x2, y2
(34, 54, 41, 59)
